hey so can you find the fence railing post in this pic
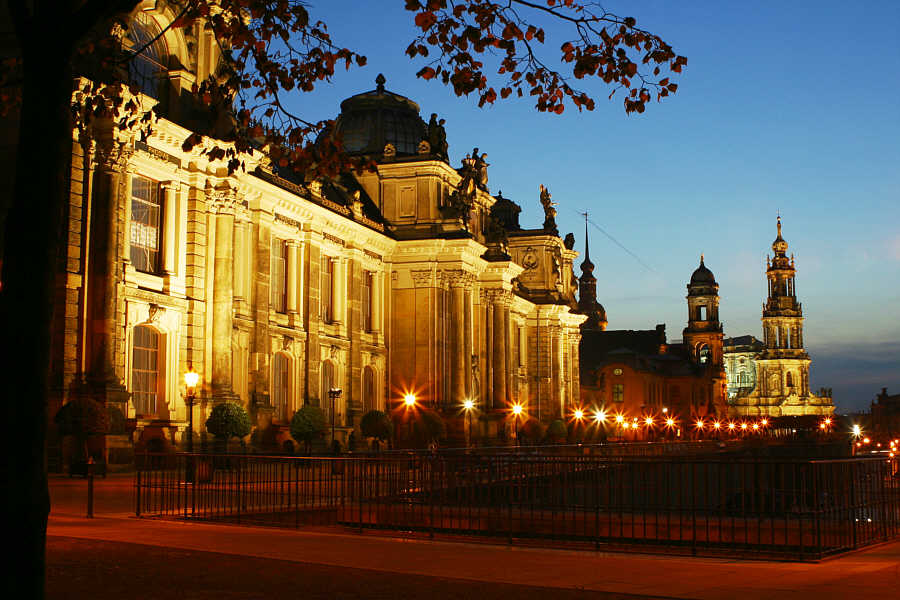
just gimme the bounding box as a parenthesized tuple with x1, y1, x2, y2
(135, 461, 141, 517)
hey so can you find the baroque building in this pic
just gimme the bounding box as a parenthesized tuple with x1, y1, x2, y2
(45, 3, 586, 460)
(579, 246, 728, 433)
(727, 218, 834, 417)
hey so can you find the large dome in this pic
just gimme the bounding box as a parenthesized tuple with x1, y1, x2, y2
(328, 74, 427, 156)
(690, 255, 716, 285)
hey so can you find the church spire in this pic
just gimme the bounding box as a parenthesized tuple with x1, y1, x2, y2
(577, 213, 606, 331)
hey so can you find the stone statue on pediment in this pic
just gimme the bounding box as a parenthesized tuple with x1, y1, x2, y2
(427, 113, 448, 160)
(539, 184, 558, 234)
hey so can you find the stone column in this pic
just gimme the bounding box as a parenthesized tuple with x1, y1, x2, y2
(463, 288, 473, 398)
(286, 240, 299, 314)
(445, 271, 472, 405)
(211, 190, 239, 402)
(162, 182, 178, 276)
(491, 292, 509, 411)
(233, 219, 247, 303)
(88, 140, 131, 385)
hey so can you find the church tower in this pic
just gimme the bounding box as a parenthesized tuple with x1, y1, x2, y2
(729, 217, 834, 417)
(682, 255, 723, 366)
(762, 216, 805, 354)
(577, 218, 607, 331)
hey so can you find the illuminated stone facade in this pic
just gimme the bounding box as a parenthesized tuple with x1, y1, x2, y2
(48, 3, 585, 456)
(728, 218, 834, 417)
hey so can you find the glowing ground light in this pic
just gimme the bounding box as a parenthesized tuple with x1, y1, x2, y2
(595, 410, 607, 423)
(741, 422, 749, 430)
(463, 399, 475, 410)
(616, 414, 625, 424)
(695, 419, 704, 429)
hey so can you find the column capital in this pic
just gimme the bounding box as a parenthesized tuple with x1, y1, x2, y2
(208, 185, 240, 215)
(95, 140, 133, 173)
(480, 287, 513, 306)
(411, 269, 435, 288)
(441, 269, 476, 289)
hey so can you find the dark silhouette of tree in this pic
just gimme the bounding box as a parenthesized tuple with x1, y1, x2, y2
(0, 2, 684, 597)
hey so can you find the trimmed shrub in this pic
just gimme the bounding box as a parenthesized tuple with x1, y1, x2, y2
(106, 405, 127, 435)
(360, 410, 393, 442)
(205, 402, 252, 441)
(520, 417, 546, 444)
(412, 409, 446, 447)
(546, 419, 567, 443)
(55, 398, 109, 437)
(290, 405, 327, 452)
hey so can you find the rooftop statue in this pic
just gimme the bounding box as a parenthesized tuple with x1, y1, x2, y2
(427, 113, 449, 161)
(539, 184, 559, 234)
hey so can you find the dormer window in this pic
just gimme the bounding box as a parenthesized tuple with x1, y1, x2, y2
(126, 12, 168, 99)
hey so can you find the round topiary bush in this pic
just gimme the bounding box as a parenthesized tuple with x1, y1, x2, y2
(205, 402, 252, 442)
(412, 409, 446, 447)
(106, 405, 127, 435)
(546, 419, 567, 443)
(290, 404, 327, 453)
(54, 397, 109, 437)
(360, 410, 393, 446)
(520, 417, 546, 445)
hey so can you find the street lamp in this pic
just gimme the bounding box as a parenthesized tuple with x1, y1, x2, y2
(463, 398, 475, 448)
(183, 363, 199, 454)
(403, 393, 417, 446)
(328, 387, 342, 452)
(511, 404, 523, 445)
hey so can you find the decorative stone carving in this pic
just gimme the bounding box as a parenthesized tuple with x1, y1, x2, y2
(441, 269, 475, 289)
(147, 303, 164, 323)
(411, 269, 434, 287)
(95, 140, 132, 173)
(207, 182, 240, 214)
(539, 184, 558, 234)
(417, 140, 431, 154)
(521, 248, 539, 270)
(383, 143, 396, 158)
(282, 336, 293, 352)
(427, 113, 449, 160)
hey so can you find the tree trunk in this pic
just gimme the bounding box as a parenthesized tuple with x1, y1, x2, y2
(1, 36, 75, 599)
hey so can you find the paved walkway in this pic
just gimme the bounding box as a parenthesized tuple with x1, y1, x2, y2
(48, 474, 900, 599)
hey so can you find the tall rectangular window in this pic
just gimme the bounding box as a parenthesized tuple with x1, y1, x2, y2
(612, 383, 624, 403)
(132, 325, 160, 416)
(272, 353, 289, 421)
(362, 271, 373, 331)
(130, 176, 162, 273)
(321, 256, 334, 323)
(270, 238, 286, 313)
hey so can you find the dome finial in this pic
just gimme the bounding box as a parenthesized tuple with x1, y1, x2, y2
(700, 253, 704, 264)
(777, 214, 782, 237)
(580, 211, 594, 275)
(375, 73, 386, 94)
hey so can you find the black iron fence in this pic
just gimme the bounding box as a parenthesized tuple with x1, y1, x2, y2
(135, 452, 900, 560)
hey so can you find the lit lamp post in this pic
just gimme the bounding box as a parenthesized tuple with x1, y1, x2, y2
(573, 408, 584, 443)
(328, 387, 342, 452)
(403, 393, 417, 446)
(183, 363, 200, 454)
(463, 399, 475, 448)
(511, 404, 523, 446)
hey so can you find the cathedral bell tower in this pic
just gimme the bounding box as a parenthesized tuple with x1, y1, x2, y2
(683, 255, 723, 367)
(762, 216, 806, 356)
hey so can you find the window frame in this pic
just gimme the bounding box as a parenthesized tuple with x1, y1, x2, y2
(130, 175, 163, 275)
(131, 324, 161, 417)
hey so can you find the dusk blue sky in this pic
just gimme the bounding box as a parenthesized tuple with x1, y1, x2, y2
(286, 1, 900, 412)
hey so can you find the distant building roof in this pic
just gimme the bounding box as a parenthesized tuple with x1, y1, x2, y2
(724, 335, 765, 352)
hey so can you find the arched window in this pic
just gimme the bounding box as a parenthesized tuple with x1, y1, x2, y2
(786, 372, 794, 388)
(126, 12, 169, 99)
(698, 344, 710, 365)
(363, 366, 376, 413)
(132, 325, 161, 416)
(272, 353, 290, 421)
